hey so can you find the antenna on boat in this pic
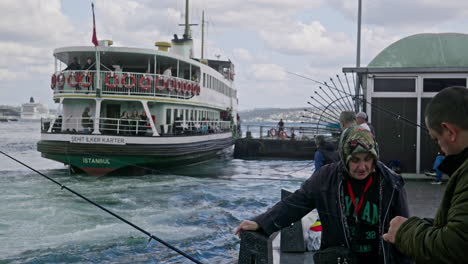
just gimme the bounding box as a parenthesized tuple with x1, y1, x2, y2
(184, 0, 190, 38)
(201, 10, 205, 60)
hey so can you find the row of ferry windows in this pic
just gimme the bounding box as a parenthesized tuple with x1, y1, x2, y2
(203, 73, 236, 98)
(165, 108, 219, 125)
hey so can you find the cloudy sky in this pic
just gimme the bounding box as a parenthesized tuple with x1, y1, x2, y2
(1, 0, 467, 110)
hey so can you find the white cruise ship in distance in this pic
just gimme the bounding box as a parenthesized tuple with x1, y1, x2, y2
(21, 97, 49, 121)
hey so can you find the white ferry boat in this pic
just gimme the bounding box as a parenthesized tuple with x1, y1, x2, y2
(21, 97, 49, 121)
(38, 2, 239, 176)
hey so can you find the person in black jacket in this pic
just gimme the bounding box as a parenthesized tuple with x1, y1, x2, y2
(64, 57, 81, 71)
(314, 135, 340, 172)
(235, 126, 412, 264)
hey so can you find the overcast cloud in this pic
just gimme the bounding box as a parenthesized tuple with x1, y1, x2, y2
(0, 0, 466, 110)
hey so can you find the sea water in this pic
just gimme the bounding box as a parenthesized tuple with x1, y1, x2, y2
(0, 122, 314, 264)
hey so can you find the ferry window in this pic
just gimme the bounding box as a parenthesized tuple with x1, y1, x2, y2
(174, 109, 179, 118)
(374, 79, 415, 92)
(423, 78, 466, 93)
(203, 73, 206, 87)
(185, 109, 189, 121)
(166, 109, 172, 125)
(191, 110, 194, 120)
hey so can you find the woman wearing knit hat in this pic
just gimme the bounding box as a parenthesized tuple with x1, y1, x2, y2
(236, 127, 411, 264)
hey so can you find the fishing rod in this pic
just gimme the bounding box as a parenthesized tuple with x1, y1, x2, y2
(0, 150, 205, 264)
(322, 82, 351, 112)
(318, 86, 347, 113)
(329, 78, 354, 111)
(287, 71, 428, 131)
(303, 109, 339, 126)
(308, 99, 341, 121)
(304, 106, 340, 123)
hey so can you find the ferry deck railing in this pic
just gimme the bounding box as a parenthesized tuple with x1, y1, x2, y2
(51, 70, 199, 99)
(41, 117, 233, 137)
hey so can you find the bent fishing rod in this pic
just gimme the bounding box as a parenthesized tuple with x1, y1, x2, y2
(286, 71, 429, 132)
(0, 150, 205, 264)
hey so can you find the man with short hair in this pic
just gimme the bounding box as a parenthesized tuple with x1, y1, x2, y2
(339, 111, 357, 130)
(64, 57, 81, 71)
(383, 86, 468, 263)
(236, 126, 411, 263)
(356, 111, 375, 135)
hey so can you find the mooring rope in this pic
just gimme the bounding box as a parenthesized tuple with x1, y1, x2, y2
(0, 150, 205, 264)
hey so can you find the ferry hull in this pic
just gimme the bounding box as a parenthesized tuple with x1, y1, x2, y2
(38, 134, 234, 176)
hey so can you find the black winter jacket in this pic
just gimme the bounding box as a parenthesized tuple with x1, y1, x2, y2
(253, 161, 412, 264)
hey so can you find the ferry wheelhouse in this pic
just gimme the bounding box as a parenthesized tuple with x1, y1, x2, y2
(38, 10, 238, 176)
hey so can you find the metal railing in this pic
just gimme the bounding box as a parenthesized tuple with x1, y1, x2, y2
(51, 71, 200, 99)
(243, 125, 340, 140)
(41, 117, 233, 137)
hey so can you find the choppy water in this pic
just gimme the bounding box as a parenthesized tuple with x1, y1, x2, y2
(0, 122, 314, 264)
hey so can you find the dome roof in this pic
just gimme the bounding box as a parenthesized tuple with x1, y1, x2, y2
(368, 33, 468, 68)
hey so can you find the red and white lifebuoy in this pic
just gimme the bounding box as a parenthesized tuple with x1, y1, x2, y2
(279, 131, 288, 140)
(57, 73, 65, 88)
(79, 72, 93, 88)
(154, 76, 164, 91)
(122, 74, 136, 89)
(186, 83, 192, 94)
(51, 74, 57, 89)
(175, 80, 183, 93)
(67, 72, 79, 87)
(139, 76, 152, 90)
(104, 74, 119, 89)
(269, 128, 277, 137)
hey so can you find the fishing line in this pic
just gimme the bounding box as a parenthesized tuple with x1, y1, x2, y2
(0, 150, 205, 264)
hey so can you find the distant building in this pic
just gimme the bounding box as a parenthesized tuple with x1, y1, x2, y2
(343, 33, 468, 174)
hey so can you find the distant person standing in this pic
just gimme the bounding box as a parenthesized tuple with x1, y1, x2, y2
(64, 57, 81, 71)
(82, 57, 96, 71)
(278, 119, 284, 132)
(430, 152, 446, 184)
(356, 111, 375, 135)
(313, 135, 339, 172)
(163, 66, 172, 77)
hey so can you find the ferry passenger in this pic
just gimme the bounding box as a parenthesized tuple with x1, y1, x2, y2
(64, 57, 81, 71)
(81, 107, 92, 133)
(82, 57, 96, 91)
(313, 135, 339, 172)
(163, 66, 172, 77)
(356, 111, 375, 135)
(384, 86, 468, 264)
(82, 57, 96, 71)
(139, 111, 149, 136)
(235, 126, 411, 264)
(119, 111, 130, 135)
(130, 110, 141, 135)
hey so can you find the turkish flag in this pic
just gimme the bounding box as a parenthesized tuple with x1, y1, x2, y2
(92, 3, 98, 46)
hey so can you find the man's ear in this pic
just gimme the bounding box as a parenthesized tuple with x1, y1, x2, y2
(441, 122, 459, 142)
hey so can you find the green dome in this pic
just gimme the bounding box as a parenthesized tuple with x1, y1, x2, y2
(368, 33, 468, 68)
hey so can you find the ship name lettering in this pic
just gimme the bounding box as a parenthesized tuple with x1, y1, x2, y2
(82, 158, 111, 165)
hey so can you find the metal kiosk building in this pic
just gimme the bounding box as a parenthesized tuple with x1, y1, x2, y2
(343, 33, 468, 174)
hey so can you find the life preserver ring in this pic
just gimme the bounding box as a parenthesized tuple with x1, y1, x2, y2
(279, 131, 288, 139)
(51, 74, 56, 89)
(139, 76, 152, 90)
(175, 80, 182, 93)
(154, 76, 164, 91)
(122, 74, 136, 89)
(269, 128, 277, 137)
(186, 83, 192, 94)
(193, 84, 200, 95)
(163, 78, 172, 91)
(67, 72, 79, 87)
(79, 72, 93, 88)
(104, 74, 119, 89)
(57, 73, 65, 88)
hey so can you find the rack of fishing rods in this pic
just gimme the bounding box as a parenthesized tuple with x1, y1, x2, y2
(286, 71, 429, 134)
